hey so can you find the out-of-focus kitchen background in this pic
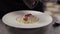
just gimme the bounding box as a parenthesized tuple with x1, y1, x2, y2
(0, 0, 60, 19)
(44, 0, 60, 24)
(0, 0, 44, 19)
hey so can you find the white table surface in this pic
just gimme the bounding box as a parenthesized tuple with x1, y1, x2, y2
(0, 19, 60, 34)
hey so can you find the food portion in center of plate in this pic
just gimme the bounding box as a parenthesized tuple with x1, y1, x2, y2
(16, 14, 39, 24)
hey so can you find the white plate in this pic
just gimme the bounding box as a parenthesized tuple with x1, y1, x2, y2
(2, 10, 52, 28)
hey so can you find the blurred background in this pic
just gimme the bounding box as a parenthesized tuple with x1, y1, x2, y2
(0, 0, 44, 19)
(0, 0, 60, 19)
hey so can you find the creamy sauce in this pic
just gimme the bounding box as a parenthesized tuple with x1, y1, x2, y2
(16, 14, 39, 24)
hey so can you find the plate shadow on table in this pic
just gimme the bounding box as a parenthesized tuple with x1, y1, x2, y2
(4, 24, 49, 34)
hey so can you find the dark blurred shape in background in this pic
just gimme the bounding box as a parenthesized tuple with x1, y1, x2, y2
(57, 0, 60, 4)
(0, 0, 44, 19)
